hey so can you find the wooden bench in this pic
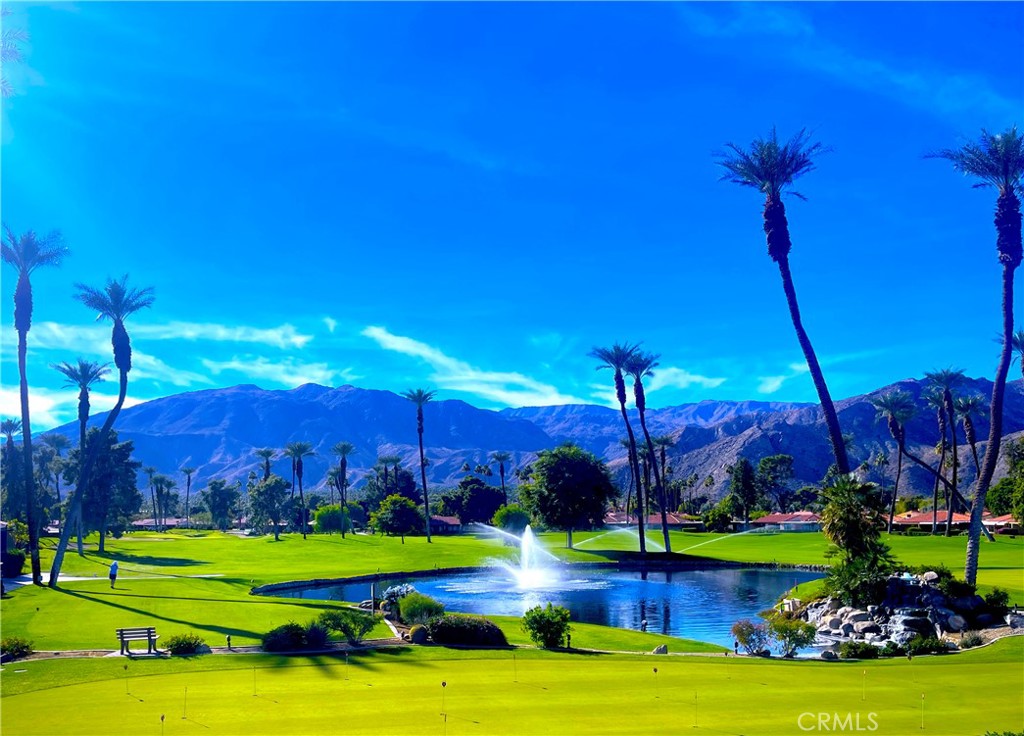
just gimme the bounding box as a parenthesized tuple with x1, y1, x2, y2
(116, 627, 160, 655)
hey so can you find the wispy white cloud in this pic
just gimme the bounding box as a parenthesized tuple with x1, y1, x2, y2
(757, 362, 810, 395)
(131, 352, 214, 387)
(676, 5, 1019, 121)
(323, 317, 338, 334)
(19, 320, 312, 352)
(362, 326, 587, 407)
(587, 383, 621, 410)
(201, 356, 359, 388)
(647, 366, 727, 393)
(0, 386, 147, 432)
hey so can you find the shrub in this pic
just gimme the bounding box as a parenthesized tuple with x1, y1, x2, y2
(938, 576, 976, 600)
(906, 635, 946, 656)
(701, 504, 732, 533)
(823, 556, 891, 607)
(959, 631, 984, 649)
(765, 615, 817, 658)
(165, 633, 206, 656)
(381, 584, 416, 609)
(492, 504, 531, 536)
(522, 603, 571, 648)
(984, 588, 1011, 616)
(427, 615, 508, 647)
(398, 592, 445, 625)
(880, 641, 906, 658)
(731, 619, 770, 655)
(318, 609, 377, 644)
(1, 548, 26, 577)
(905, 564, 952, 582)
(0, 636, 32, 660)
(262, 622, 307, 652)
(839, 641, 879, 659)
(408, 624, 428, 644)
(304, 621, 330, 649)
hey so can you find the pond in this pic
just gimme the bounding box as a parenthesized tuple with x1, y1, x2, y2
(271, 566, 823, 650)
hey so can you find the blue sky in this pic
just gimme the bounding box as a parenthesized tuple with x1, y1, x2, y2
(1, 2, 1021, 431)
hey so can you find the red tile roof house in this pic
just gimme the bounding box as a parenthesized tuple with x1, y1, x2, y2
(429, 515, 462, 535)
(983, 513, 1020, 532)
(603, 511, 704, 531)
(749, 511, 821, 532)
(890, 511, 977, 533)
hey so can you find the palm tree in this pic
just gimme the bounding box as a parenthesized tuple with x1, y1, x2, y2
(625, 350, 672, 553)
(3, 225, 67, 584)
(49, 275, 153, 587)
(142, 466, 159, 531)
(870, 391, 916, 533)
(283, 441, 315, 539)
(653, 435, 676, 509)
(717, 130, 850, 475)
(331, 441, 355, 539)
(590, 343, 646, 554)
(490, 451, 512, 505)
(254, 448, 275, 482)
(922, 390, 948, 535)
(926, 368, 966, 536)
(954, 395, 986, 476)
(1, 7, 28, 98)
(1011, 330, 1024, 380)
(933, 126, 1023, 584)
(180, 467, 196, 529)
(401, 388, 436, 542)
(1, 417, 21, 446)
(378, 454, 402, 494)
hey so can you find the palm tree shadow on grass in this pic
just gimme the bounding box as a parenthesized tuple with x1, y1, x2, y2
(100, 552, 210, 568)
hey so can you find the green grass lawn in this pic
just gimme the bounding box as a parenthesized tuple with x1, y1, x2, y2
(2, 638, 1021, 735)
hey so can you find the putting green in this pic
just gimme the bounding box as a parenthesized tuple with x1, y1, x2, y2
(2, 638, 1021, 735)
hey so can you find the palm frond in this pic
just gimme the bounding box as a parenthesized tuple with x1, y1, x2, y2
(928, 126, 1024, 193)
(400, 388, 436, 405)
(589, 342, 641, 371)
(74, 275, 154, 321)
(716, 127, 828, 200)
(624, 350, 660, 380)
(52, 358, 110, 389)
(2, 227, 68, 273)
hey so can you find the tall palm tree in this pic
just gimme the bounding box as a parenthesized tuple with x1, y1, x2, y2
(619, 437, 635, 517)
(922, 390, 949, 535)
(53, 359, 108, 555)
(490, 451, 512, 506)
(625, 350, 672, 553)
(3, 225, 67, 584)
(590, 343, 646, 554)
(332, 441, 355, 539)
(49, 275, 153, 586)
(653, 435, 676, 509)
(870, 391, 916, 533)
(283, 441, 315, 539)
(254, 448, 275, 482)
(1, 417, 21, 446)
(954, 395, 986, 476)
(717, 130, 849, 475)
(180, 466, 196, 529)
(934, 126, 1023, 584)
(401, 388, 436, 542)
(378, 454, 402, 494)
(926, 368, 966, 536)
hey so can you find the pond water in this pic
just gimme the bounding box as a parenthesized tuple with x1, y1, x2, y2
(272, 566, 822, 650)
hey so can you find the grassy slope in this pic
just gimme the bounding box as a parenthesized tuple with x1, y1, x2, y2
(2, 638, 1021, 735)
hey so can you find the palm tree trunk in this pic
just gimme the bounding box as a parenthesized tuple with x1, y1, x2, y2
(887, 440, 904, 534)
(340, 458, 348, 539)
(499, 465, 507, 506)
(49, 369, 128, 587)
(931, 446, 944, 535)
(16, 326, 41, 584)
(900, 445, 994, 541)
(637, 408, 672, 553)
(418, 423, 432, 543)
(774, 254, 850, 475)
(966, 263, 1017, 585)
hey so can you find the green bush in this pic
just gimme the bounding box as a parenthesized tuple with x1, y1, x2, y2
(427, 615, 508, 647)
(880, 641, 906, 658)
(408, 624, 428, 644)
(959, 631, 984, 649)
(318, 609, 377, 644)
(731, 619, 770, 655)
(906, 635, 946, 656)
(522, 603, 571, 648)
(765, 614, 816, 658)
(398, 591, 445, 625)
(0, 636, 32, 660)
(839, 641, 879, 659)
(937, 576, 976, 600)
(1, 549, 26, 577)
(304, 621, 330, 649)
(984, 588, 1011, 616)
(262, 622, 307, 652)
(165, 633, 206, 655)
(823, 556, 891, 607)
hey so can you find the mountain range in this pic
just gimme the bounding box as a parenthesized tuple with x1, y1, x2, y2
(47, 377, 1024, 501)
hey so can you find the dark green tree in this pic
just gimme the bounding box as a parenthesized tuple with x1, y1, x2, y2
(283, 441, 315, 539)
(401, 388, 436, 542)
(200, 479, 241, 532)
(438, 475, 504, 524)
(726, 458, 761, 524)
(490, 451, 512, 505)
(492, 503, 531, 536)
(180, 466, 196, 529)
(249, 474, 290, 540)
(756, 454, 795, 513)
(820, 477, 894, 606)
(3, 225, 67, 583)
(370, 494, 424, 543)
(520, 443, 615, 548)
(625, 350, 672, 553)
(717, 129, 849, 476)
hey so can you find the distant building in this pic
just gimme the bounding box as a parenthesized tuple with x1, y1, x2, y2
(890, 511, 974, 532)
(603, 511, 703, 531)
(430, 515, 462, 535)
(749, 511, 821, 532)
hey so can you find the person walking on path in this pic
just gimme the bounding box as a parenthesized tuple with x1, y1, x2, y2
(109, 560, 118, 588)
